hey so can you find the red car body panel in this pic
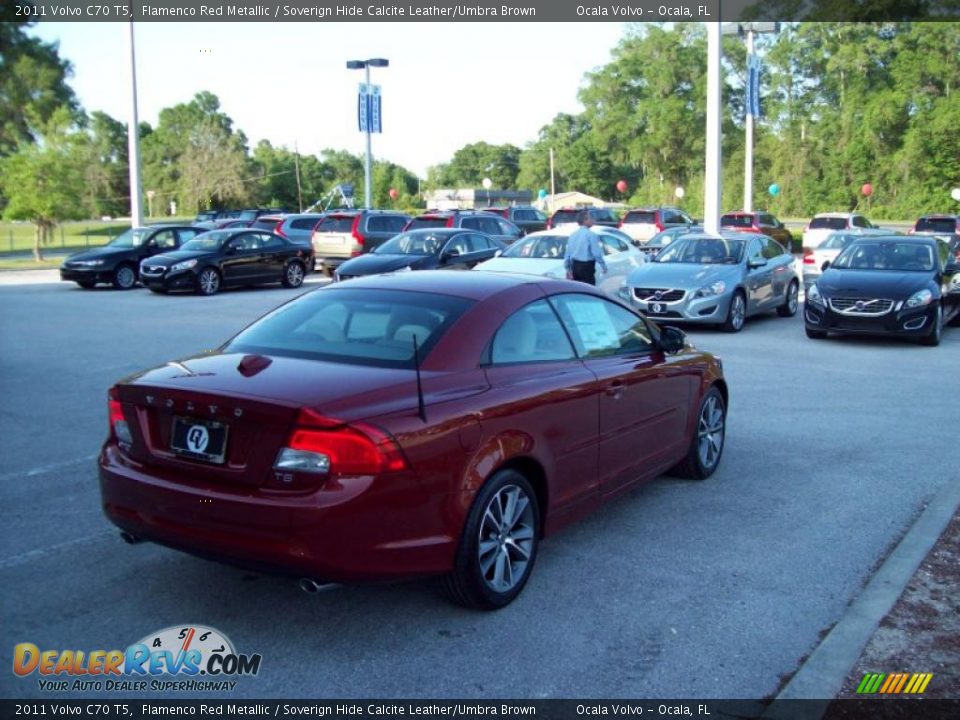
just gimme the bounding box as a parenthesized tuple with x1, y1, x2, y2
(100, 272, 725, 583)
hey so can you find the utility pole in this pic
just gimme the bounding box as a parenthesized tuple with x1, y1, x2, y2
(704, 23, 722, 235)
(126, 21, 144, 227)
(294, 143, 303, 212)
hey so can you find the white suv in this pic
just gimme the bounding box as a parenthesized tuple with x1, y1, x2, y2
(802, 213, 876, 249)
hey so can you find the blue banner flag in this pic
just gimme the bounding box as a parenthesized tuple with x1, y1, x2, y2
(746, 54, 761, 117)
(370, 85, 382, 134)
(357, 83, 369, 132)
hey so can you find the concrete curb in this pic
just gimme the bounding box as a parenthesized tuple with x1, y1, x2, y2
(762, 475, 960, 718)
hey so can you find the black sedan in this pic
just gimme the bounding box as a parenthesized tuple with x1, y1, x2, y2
(139, 229, 313, 296)
(333, 229, 506, 282)
(804, 236, 960, 346)
(60, 225, 202, 289)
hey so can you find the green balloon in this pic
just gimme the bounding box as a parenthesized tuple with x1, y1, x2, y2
(768, 183, 781, 197)
(538, 189, 548, 199)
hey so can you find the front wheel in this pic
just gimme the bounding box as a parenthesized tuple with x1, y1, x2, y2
(195, 267, 221, 296)
(443, 470, 540, 610)
(723, 291, 746, 333)
(920, 304, 942, 347)
(669, 387, 726, 480)
(282, 261, 305, 288)
(112, 264, 137, 290)
(777, 280, 799, 317)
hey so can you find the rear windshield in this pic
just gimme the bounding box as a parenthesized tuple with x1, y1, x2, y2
(551, 210, 580, 225)
(821, 233, 857, 250)
(407, 217, 449, 229)
(915, 218, 957, 233)
(721, 215, 754, 228)
(315, 216, 356, 233)
(810, 217, 848, 230)
(623, 211, 656, 224)
(250, 219, 278, 231)
(225, 288, 473, 368)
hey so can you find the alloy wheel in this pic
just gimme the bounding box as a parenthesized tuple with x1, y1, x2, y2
(114, 266, 136, 289)
(477, 484, 536, 593)
(697, 394, 725, 471)
(285, 263, 304, 287)
(731, 294, 745, 330)
(198, 269, 220, 295)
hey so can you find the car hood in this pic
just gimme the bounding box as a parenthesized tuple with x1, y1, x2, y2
(625, 262, 738, 289)
(118, 352, 485, 423)
(144, 250, 215, 266)
(474, 257, 565, 277)
(65, 246, 133, 262)
(818, 269, 932, 298)
(338, 254, 432, 276)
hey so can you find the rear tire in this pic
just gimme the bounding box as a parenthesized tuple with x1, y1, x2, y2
(282, 261, 305, 288)
(722, 291, 746, 333)
(669, 387, 726, 480)
(777, 280, 799, 317)
(112, 264, 137, 290)
(805, 327, 828, 340)
(196, 267, 221, 296)
(442, 469, 540, 610)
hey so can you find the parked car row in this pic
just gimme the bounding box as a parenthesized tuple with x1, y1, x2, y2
(61, 225, 314, 296)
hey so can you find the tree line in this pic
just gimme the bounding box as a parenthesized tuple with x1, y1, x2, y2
(2, 21, 958, 260)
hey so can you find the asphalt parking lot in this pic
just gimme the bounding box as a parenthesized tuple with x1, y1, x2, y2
(1, 270, 957, 699)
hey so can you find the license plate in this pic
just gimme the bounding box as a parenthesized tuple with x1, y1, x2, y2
(170, 417, 228, 464)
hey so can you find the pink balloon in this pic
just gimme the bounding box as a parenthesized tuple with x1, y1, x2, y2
(861, 183, 873, 197)
(388, 188, 398, 200)
(616, 180, 628, 193)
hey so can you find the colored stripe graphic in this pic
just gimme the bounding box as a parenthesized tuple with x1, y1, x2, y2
(858, 672, 933, 694)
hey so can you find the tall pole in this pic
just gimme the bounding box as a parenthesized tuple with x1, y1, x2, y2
(549, 147, 555, 198)
(744, 28, 755, 213)
(704, 23, 723, 235)
(294, 143, 303, 212)
(364, 64, 372, 209)
(126, 21, 144, 226)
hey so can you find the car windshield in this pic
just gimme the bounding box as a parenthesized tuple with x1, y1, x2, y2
(108, 228, 152, 248)
(721, 215, 754, 228)
(502, 234, 568, 259)
(179, 232, 228, 252)
(375, 232, 446, 256)
(225, 288, 474, 368)
(915, 218, 956, 233)
(656, 237, 746, 264)
(832, 241, 936, 272)
(551, 210, 580, 225)
(810, 217, 848, 230)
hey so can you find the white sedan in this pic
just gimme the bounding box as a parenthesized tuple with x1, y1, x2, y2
(474, 226, 646, 297)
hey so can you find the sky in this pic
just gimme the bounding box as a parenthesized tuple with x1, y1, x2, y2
(30, 22, 630, 178)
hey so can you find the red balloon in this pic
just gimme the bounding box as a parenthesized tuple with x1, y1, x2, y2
(616, 180, 628, 193)
(388, 188, 398, 200)
(861, 183, 873, 197)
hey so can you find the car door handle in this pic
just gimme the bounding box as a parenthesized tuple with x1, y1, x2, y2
(604, 381, 624, 399)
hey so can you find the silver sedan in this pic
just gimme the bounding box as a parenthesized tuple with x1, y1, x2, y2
(618, 233, 800, 332)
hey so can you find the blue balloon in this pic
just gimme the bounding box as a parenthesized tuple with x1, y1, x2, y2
(538, 189, 548, 199)
(768, 183, 781, 197)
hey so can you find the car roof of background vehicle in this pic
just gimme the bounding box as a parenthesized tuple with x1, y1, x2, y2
(319, 267, 553, 300)
(812, 212, 859, 218)
(916, 214, 958, 220)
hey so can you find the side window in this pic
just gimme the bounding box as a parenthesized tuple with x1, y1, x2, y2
(761, 238, 783, 259)
(497, 219, 518, 236)
(747, 239, 764, 263)
(175, 229, 199, 245)
(366, 216, 387, 233)
(488, 299, 576, 364)
(467, 233, 492, 251)
(679, 212, 694, 225)
(599, 235, 627, 255)
(534, 210, 547, 222)
(260, 233, 283, 249)
(443, 234, 471, 256)
(550, 294, 654, 358)
(387, 216, 408, 232)
(661, 210, 679, 224)
(151, 230, 178, 249)
(461, 217, 482, 231)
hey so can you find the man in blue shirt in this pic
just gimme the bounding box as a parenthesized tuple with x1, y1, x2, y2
(564, 211, 607, 285)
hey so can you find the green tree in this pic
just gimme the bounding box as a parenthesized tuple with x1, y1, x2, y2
(80, 111, 129, 218)
(0, 107, 88, 260)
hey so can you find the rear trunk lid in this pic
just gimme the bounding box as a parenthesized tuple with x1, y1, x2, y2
(312, 215, 360, 258)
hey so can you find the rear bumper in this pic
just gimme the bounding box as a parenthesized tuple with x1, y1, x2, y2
(99, 444, 455, 582)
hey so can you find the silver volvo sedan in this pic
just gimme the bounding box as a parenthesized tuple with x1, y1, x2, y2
(618, 233, 800, 332)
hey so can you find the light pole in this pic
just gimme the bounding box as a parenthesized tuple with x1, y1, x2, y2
(704, 23, 722, 235)
(126, 21, 144, 227)
(347, 58, 389, 209)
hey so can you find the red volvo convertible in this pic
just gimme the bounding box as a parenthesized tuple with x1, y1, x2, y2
(100, 271, 728, 608)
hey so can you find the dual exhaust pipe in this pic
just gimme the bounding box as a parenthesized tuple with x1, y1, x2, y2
(121, 532, 334, 595)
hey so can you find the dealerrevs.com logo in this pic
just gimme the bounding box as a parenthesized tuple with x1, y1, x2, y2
(13, 625, 262, 692)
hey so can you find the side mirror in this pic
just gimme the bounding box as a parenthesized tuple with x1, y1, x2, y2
(748, 258, 767, 269)
(659, 326, 686, 354)
(821, 260, 831, 272)
(494, 249, 502, 257)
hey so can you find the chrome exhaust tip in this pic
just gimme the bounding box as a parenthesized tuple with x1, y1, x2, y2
(298, 578, 335, 594)
(120, 531, 143, 545)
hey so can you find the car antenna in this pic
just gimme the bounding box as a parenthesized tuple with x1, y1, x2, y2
(413, 334, 427, 422)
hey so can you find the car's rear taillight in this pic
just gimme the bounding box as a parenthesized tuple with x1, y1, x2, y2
(108, 389, 133, 445)
(445, 217, 454, 228)
(907, 228, 915, 235)
(273, 409, 408, 479)
(350, 215, 365, 256)
(802, 248, 816, 264)
(273, 221, 287, 238)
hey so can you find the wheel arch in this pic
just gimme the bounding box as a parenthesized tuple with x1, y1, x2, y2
(491, 456, 549, 538)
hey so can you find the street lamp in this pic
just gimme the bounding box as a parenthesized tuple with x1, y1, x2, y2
(347, 58, 389, 209)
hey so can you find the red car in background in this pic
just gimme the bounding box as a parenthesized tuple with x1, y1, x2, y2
(100, 272, 727, 609)
(720, 211, 795, 251)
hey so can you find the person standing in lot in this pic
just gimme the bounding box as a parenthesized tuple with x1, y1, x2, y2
(564, 211, 607, 285)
